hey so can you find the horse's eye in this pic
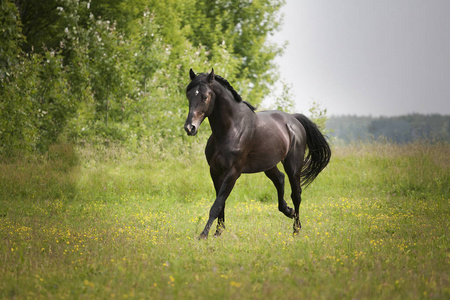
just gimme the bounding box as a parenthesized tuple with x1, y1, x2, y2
(202, 94, 208, 102)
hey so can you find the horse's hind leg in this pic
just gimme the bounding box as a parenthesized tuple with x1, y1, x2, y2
(283, 158, 303, 234)
(288, 174, 302, 234)
(264, 166, 295, 218)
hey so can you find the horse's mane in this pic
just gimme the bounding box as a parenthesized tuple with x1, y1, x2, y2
(214, 75, 242, 102)
(187, 72, 256, 112)
(214, 75, 256, 112)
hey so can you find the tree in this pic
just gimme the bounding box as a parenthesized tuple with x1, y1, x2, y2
(15, 0, 285, 105)
(0, 0, 24, 79)
(1, 0, 287, 154)
(308, 101, 328, 134)
(184, 0, 285, 105)
(274, 80, 295, 113)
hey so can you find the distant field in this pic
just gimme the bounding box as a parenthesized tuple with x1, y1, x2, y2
(1, 142, 448, 299)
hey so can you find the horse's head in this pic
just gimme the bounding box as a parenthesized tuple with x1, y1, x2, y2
(184, 68, 216, 136)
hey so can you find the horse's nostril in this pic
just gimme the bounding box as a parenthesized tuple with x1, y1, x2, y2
(185, 123, 196, 135)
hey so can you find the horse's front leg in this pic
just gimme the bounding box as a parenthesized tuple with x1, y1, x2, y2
(214, 208, 225, 237)
(210, 170, 226, 237)
(199, 169, 240, 239)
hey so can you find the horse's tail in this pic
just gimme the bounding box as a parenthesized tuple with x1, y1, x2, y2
(293, 114, 331, 187)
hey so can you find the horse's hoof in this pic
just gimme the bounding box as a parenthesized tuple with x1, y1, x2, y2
(293, 224, 301, 235)
(214, 224, 225, 237)
(289, 208, 295, 219)
(214, 229, 224, 237)
(197, 233, 208, 240)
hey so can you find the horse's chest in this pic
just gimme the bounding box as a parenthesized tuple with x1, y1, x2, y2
(205, 139, 243, 171)
(209, 148, 241, 170)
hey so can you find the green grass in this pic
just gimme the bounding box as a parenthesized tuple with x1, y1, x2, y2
(1, 142, 449, 299)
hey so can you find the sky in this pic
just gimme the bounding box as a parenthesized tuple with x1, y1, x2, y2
(267, 0, 450, 116)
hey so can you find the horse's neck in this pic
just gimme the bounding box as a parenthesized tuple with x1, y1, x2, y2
(208, 90, 253, 138)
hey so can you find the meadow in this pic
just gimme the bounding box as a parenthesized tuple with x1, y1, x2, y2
(0, 142, 448, 299)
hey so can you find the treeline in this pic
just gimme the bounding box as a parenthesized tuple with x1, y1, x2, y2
(0, 0, 285, 156)
(326, 114, 450, 143)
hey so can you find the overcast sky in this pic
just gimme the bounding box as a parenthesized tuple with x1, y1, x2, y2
(268, 0, 450, 116)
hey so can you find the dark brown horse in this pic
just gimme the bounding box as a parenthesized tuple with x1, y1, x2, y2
(184, 69, 331, 239)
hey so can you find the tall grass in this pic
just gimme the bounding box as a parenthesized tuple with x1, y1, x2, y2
(1, 142, 448, 299)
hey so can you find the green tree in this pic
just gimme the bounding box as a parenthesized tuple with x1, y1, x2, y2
(274, 81, 295, 113)
(0, 1, 33, 155)
(184, 0, 285, 105)
(309, 101, 328, 134)
(1, 0, 287, 153)
(0, 0, 24, 79)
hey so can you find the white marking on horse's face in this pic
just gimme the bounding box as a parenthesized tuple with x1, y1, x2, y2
(195, 89, 199, 96)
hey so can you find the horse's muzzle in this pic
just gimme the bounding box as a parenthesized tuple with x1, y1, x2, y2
(184, 123, 197, 136)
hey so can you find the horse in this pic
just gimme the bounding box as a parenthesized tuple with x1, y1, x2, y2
(184, 68, 331, 239)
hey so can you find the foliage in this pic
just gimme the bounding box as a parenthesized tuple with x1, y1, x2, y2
(273, 80, 295, 113)
(327, 114, 450, 144)
(308, 100, 328, 133)
(183, 0, 285, 103)
(1, 0, 285, 156)
(0, 0, 24, 79)
(0, 37, 76, 154)
(0, 143, 448, 298)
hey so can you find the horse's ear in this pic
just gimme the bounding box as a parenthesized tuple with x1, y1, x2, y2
(207, 68, 215, 84)
(189, 68, 196, 80)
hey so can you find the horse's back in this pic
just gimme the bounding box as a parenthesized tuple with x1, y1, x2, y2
(239, 110, 305, 173)
(255, 110, 305, 138)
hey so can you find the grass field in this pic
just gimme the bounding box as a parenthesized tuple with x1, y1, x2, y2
(1, 142, 449, 299)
